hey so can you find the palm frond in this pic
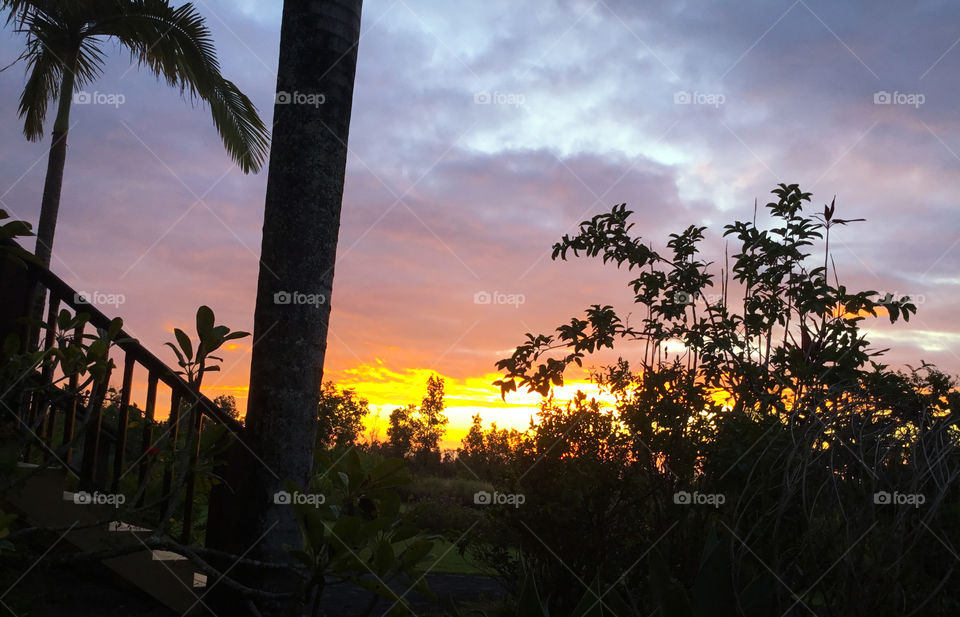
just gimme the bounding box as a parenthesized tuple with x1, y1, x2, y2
(203, 76, 270, 174)
(88, 0, 269, 172)
(17, 31, 62, 140)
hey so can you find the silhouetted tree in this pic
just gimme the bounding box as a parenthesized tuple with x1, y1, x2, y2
(413, 374, 447, 462)
(213, 394, 239, 420)
(315, 381, 369, 448)
(386, 404, 417, 458)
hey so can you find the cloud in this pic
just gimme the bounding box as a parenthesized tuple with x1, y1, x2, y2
(0, 0, 958, 431)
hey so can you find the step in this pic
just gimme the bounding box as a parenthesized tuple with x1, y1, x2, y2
(5, 469, 205, 616)
(60, 495, 202, 615)
(5, 462, 69, 527)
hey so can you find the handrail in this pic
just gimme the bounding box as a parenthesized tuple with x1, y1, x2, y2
(27, 260, 244, 434)
(5, 243, 246, 545)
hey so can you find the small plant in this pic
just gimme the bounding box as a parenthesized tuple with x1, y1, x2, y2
(0, 209, 36, 267)
(165, 305, 249, 389)
(289, 449, 436, 617)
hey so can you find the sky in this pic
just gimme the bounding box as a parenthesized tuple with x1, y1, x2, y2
(2, 0, 960, 447)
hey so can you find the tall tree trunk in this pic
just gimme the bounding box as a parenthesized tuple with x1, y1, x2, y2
(28, 61, 77, 350)
(206, 1, 363, 615)
(35, 61, 76, 269)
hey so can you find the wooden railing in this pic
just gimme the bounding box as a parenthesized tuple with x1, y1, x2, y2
(7, 253, 245, 545)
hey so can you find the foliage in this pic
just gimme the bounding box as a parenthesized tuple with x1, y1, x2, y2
(457, 414, 523, 481)
(478, 185, 956, 616)
(386, 375, 450, 465)
(496, 184, 915, 401)
(165, 305, 248, 388)
(288, 449, 436, 617)
(1, 309, 125, 431)
(316, 381, 370, 449)
(416, 375, 449, 456)
(0, 209, 36, 267)
(213, 394, 239, 420)
(387, 404, 418, 458)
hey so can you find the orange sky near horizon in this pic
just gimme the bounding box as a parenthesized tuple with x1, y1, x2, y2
(195, 356, 617, 450)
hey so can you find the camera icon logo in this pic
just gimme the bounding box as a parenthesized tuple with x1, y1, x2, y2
(73, 491, 93, 504)
(474, 91, 491, 104)
(273, 490, 292, 505)
(73, 91, 92, 105)
(275, 91, 292, 104)
(673, 291, 693, 305)
(674, 91, 691, 104)
(873, 91, 891, 104)
(873, 491, 891, 504)
(274, 291, 292, 305)
(673, 490, 691, 504)
(474, 490, 492, 505)
(474, 291, 492, 305)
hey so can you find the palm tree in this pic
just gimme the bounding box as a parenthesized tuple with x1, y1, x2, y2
(2, 0, 270, 269)
(205, 0, 364, 613)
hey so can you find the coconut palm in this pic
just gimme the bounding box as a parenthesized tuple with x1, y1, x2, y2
(2, 0, 270, 269)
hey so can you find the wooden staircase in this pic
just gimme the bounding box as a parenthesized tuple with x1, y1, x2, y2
(1, 251, 244, 615)
(7, 463, 207, 614)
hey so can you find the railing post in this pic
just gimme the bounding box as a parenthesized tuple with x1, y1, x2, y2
(79, 364, 112, 492)
(181, 396, 204, 544)
(111, 354, 135, 493)
(160, 389, 181, 525)
(137, 373, 159, 507)
(0, 245, 37, 348)
(20, 291, 59, 463)
(63, 321, 83, 467)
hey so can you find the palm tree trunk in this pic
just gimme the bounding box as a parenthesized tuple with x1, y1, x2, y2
(35, 65, 76, 269)
(27, 63, 76, 350)
(206, 1, 363, 614)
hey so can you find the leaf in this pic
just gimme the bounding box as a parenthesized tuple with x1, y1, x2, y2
(174, 328, 193, 361)
(517, 571, 550, 617)
(370, 458, 405, 482)
(373, 538, 395, 574)
(399, 539, 433, 568)
(196, 305, 215, 341)
(164, 342, 186, 367)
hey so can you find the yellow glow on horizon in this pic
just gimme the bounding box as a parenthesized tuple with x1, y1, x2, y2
(200, 360, 621, 450)
(335, 363, 618, 449)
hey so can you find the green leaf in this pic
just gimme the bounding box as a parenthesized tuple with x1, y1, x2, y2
(370, 458, 405, 482)
(373, 538, 395, 574)
(196, 305, 215, 341)
(164, 342, 186, 367)
(399, 539, 433, 568)
(518, 572, 550, 617)
(174, 328, 193, 361)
